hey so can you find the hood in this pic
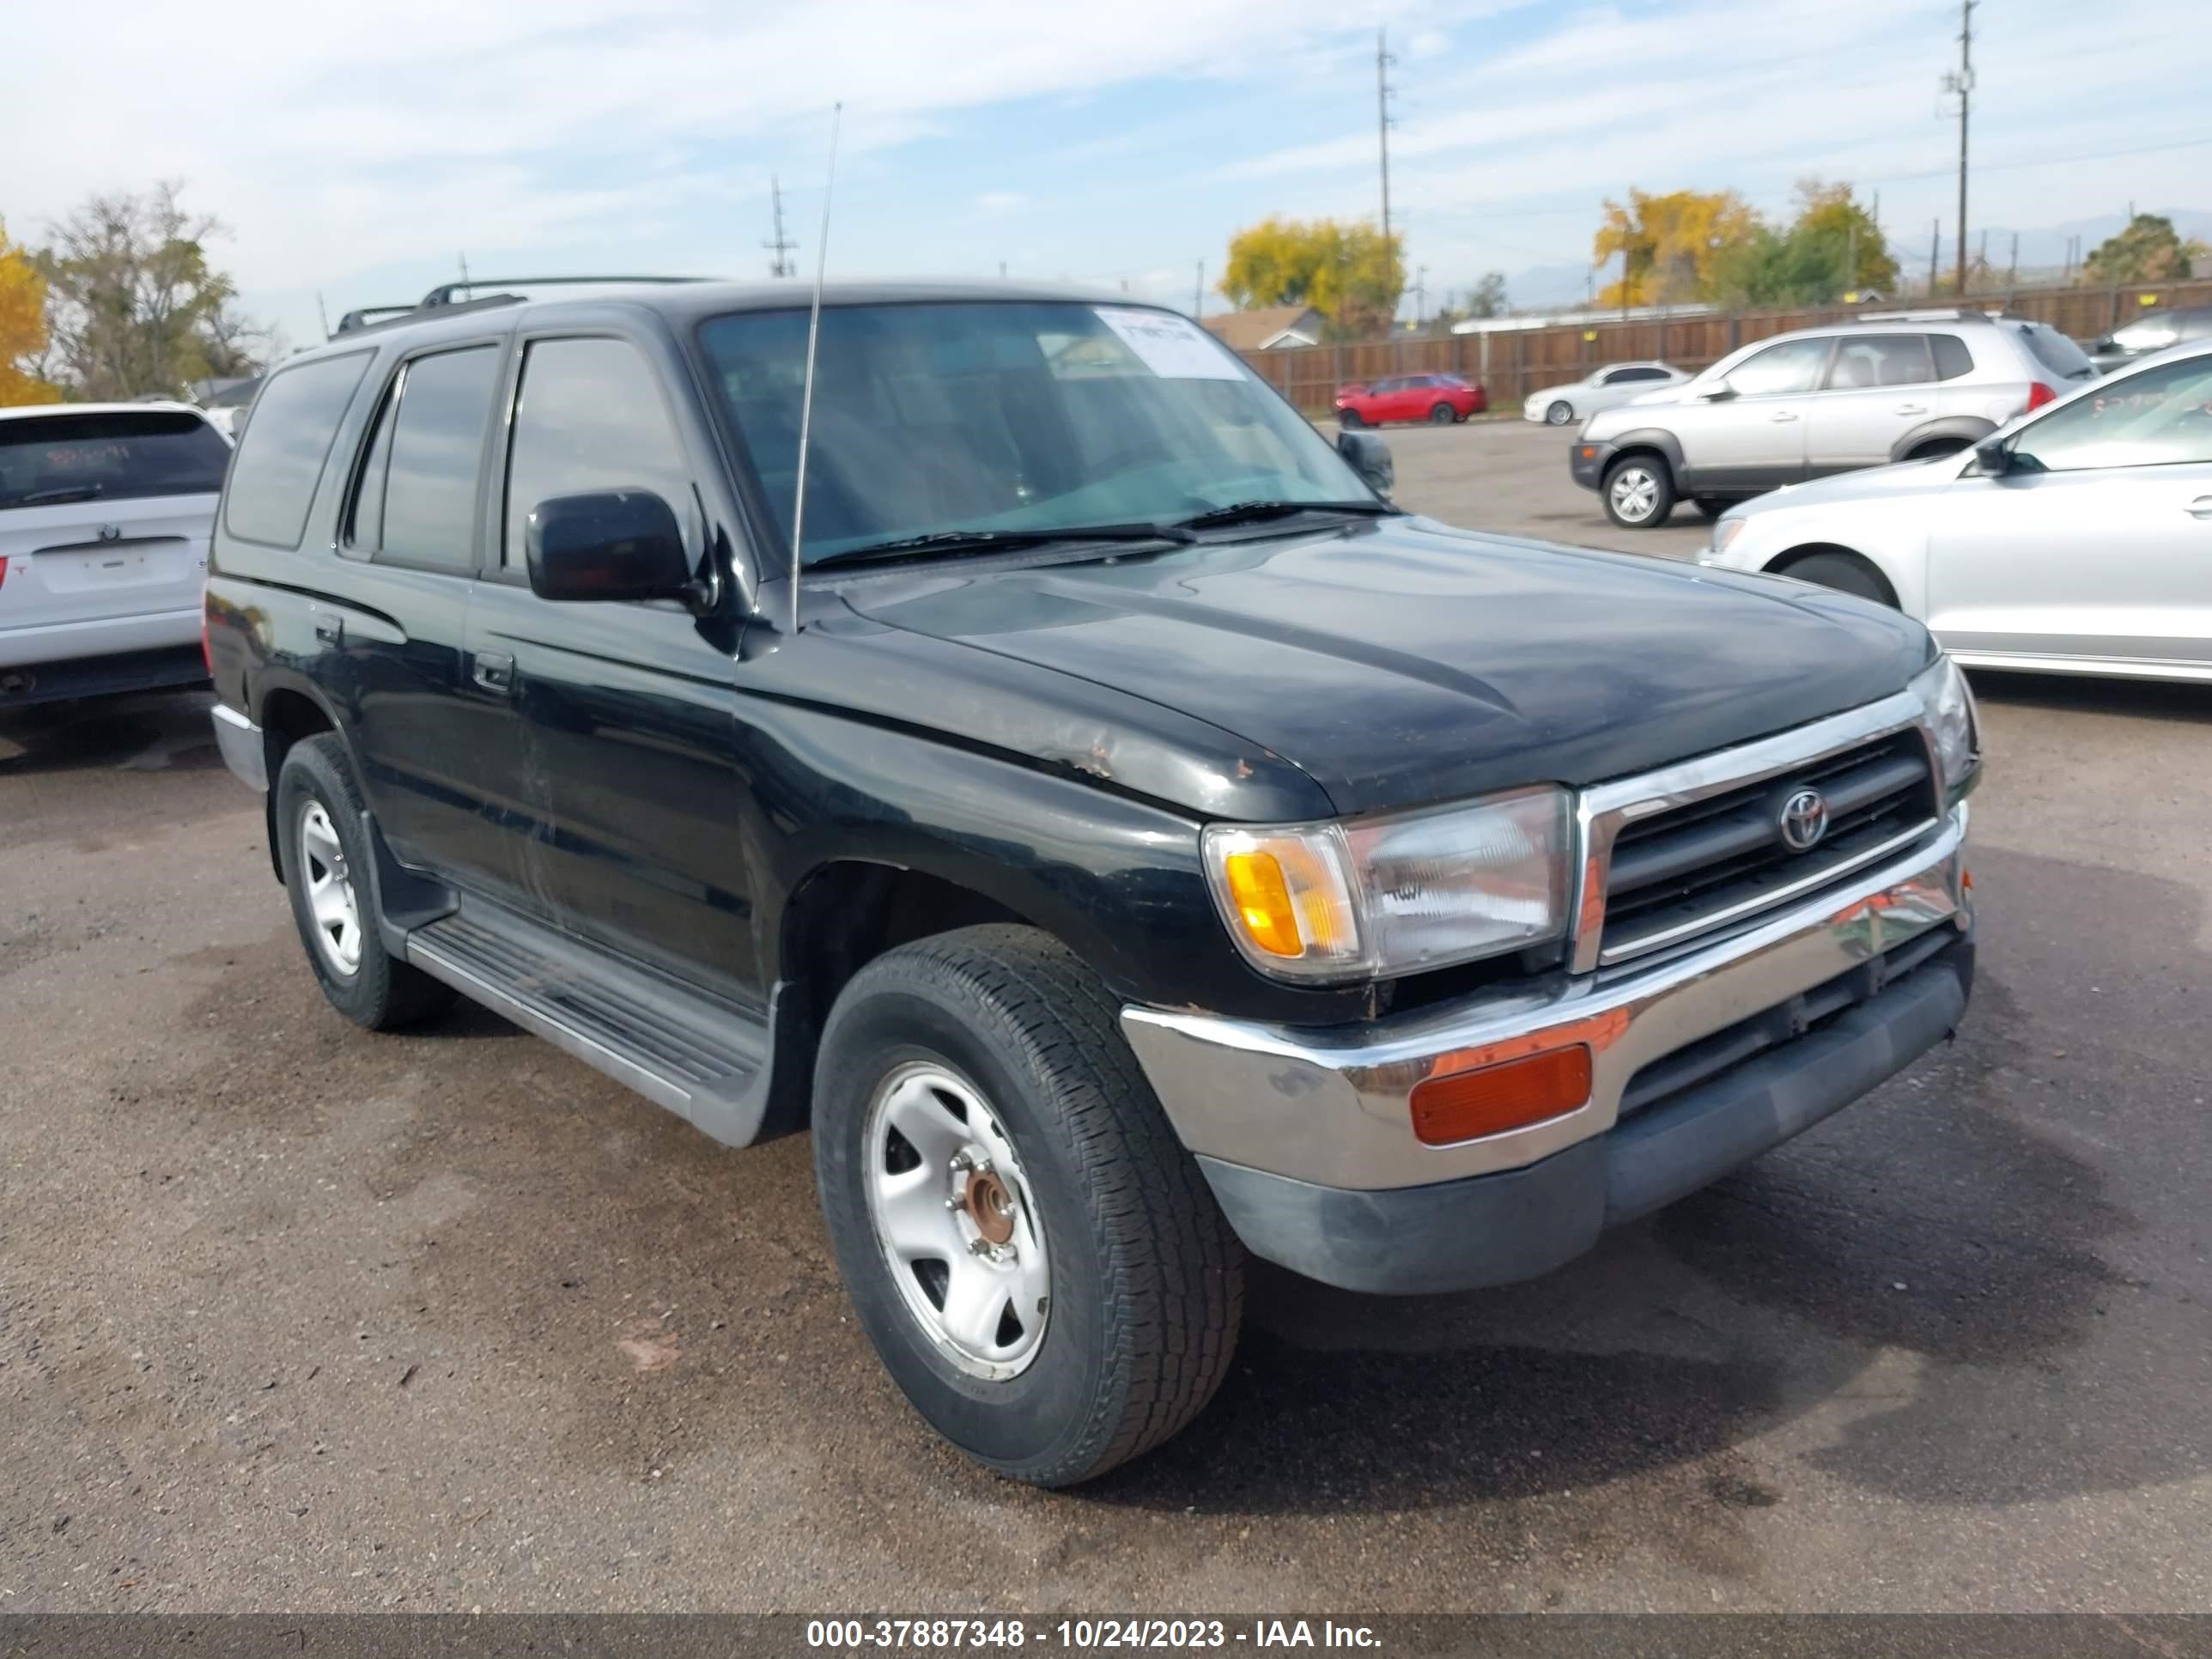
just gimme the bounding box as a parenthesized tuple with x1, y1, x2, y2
(1730, 453, 1961, 518)
(826, 517, 1932, 818)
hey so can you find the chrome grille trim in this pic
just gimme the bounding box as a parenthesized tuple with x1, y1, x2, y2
(1567, 689, 1937, 975)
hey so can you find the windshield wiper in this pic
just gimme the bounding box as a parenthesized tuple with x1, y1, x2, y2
(12, 483, 105, 507)
(1172, 499, 1397, 532)
(810, 522, 1192, 569)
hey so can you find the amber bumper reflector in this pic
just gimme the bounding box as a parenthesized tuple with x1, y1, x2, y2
(1410, 1044, 1594, 1146)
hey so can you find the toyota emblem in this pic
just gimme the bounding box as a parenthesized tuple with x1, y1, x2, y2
(1778, 787, 1829, 853)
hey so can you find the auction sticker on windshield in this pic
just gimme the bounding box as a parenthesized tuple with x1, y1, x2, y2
(1094, 307, 1246, 380)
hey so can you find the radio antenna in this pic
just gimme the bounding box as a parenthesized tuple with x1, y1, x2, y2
(786, 100, 843, 638)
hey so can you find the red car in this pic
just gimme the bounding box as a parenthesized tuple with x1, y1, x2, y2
(1334, 372, 1486, 427)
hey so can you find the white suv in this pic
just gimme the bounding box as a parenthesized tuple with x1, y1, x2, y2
(1568, 310, 2097, 528)
(0, 402, 231, 707)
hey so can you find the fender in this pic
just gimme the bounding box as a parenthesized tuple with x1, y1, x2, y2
(1889, 415, 1995, 464)
(1599, 426, 1687, 477)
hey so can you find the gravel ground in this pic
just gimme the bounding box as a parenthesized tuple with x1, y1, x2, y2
(2, 421, 2207, 1614)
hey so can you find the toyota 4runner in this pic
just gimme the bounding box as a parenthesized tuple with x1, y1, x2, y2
(206, 279, 1980, 1486)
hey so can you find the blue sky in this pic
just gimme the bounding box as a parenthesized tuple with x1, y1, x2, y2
(5, 0, 2207, 349)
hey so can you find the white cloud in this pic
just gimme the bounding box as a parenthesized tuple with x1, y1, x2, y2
(975, 191, 1030, 215)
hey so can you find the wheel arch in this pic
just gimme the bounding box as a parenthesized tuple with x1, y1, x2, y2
(1765, 542, 1902, 608)
(254, 676, 349, 883)
(1892, 415, 1995, 464)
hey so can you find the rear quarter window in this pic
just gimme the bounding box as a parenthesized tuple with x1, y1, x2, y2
(1930, 334, 1976, 380)
(222, 351, 374, 547)
(0, 410, 230, 510)
(2017, 323, 2094, 381)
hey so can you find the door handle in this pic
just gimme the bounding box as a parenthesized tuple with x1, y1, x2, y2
(313, 616, 343, 647)
(2189, 496, 2212, 520)
(1893, 403, 1928, 416)
(472, 651, 516, 694)
(1769, 410, 1800, 422)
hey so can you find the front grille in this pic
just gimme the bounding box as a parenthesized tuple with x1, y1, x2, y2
(1600, 729, 1939, 964)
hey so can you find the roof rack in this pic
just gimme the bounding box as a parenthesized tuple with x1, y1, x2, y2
(331, 275, 715, 337)
(1849, 307, 2014, 325)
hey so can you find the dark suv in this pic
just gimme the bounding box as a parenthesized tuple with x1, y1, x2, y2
(207, 279, 1981, 1486)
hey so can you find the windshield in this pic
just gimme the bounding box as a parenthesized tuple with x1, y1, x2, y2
(697, 301, 1374, 564)
(0, 410, 231, 510)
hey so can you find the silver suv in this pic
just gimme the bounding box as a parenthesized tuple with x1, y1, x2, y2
(1569, 309, 2097, 528)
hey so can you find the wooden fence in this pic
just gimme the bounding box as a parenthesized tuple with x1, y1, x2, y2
(1236, 278, 2212, 415)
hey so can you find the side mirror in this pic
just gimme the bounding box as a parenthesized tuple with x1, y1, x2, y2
(1698, 378, 1738, 402)
(1337, 429, 1395, 496)
(1971, 437, 2012, 477)
(526, 490, 699, 605)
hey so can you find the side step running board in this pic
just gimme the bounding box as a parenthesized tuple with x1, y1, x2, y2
(406, 904, 775, 1147)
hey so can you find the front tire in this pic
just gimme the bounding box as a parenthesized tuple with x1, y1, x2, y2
(276, 734, 454, 1030)
(1546, 400, 1575, 426)
(813, 925, 1245, 1487)
(1778, 550, 1898, 607)
(1337, 407, 1363, 429)
(1602, 454, 1675, 529)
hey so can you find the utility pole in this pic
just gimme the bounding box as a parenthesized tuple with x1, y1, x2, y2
(1929, 219, 1941, 295)
(1194, 258, 1206, 319)
(458, 251, 471, 294)
(1413, 264, 1426, 328)
(316, 291, 331, 341)
(1376, 27, 1395, 248)
(763, 176, 797, 277)
(2008, 231, 2019, 293)
(1942, 0, 1975, 298)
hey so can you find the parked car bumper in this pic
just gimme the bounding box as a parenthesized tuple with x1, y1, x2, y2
(1121, 805, 1972, 1293)
(1568, 437, 1613, 491)
(0, 609, 209, 707)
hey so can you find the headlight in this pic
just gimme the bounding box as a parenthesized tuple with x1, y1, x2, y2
(1705, 517, 1748, 563)
(1911, 654, 1979, 799)
(1201, 786, 1571, 981)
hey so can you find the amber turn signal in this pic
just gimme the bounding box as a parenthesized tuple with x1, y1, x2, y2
(1409, 1044, 1593, 1146)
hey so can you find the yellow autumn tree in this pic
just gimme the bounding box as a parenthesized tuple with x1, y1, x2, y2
(1223, 216, 1405, 337)
(1, 216, 62, 405)
(1592, 189, 1760, 307)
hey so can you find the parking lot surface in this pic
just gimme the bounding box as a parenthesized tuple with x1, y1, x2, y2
(3, 420, 2209, 1613)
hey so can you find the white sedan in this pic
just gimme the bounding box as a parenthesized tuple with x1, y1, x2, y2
(1698, 339, 2212, 683)
(1522, 362, 1688, 427)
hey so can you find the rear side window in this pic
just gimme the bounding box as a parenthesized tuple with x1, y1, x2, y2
(1930, 334, 1976, 380)
(368, 347, 501, 569)
(223, 352, 372, 546)
(2017, 323, 2094, 380)
(1826, 334, 1931, 390)
(501, 337, 696, 569)
(0, 410, 230, 511)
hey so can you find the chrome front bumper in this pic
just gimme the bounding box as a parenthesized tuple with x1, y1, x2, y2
(1122, 802, 1970, 1194)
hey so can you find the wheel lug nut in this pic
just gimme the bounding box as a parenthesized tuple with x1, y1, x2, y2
(967, 1237, 993, 1256)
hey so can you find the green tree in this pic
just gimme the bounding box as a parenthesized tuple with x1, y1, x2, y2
(1, 216, 62, 405)
(1222, 216, 1404, 338)
(2081, 213, 2204, 284)
(1709, 181, 1897, 307)
(1593, 188, 1759, 307)
(1468, 271, 1510, 318)
(34, 181, 270, 399)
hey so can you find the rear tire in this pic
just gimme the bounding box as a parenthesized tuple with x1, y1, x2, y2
(1777, 550, 1898, 607)
(1601, 454, 1675, 529)
(276, 734, 454, 1031)
(1692, 496, 1728, 520)
(813, 924, 1244, 1487)
(1546, 400, 1575, 426)
(1429, 402, 1458, 425)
